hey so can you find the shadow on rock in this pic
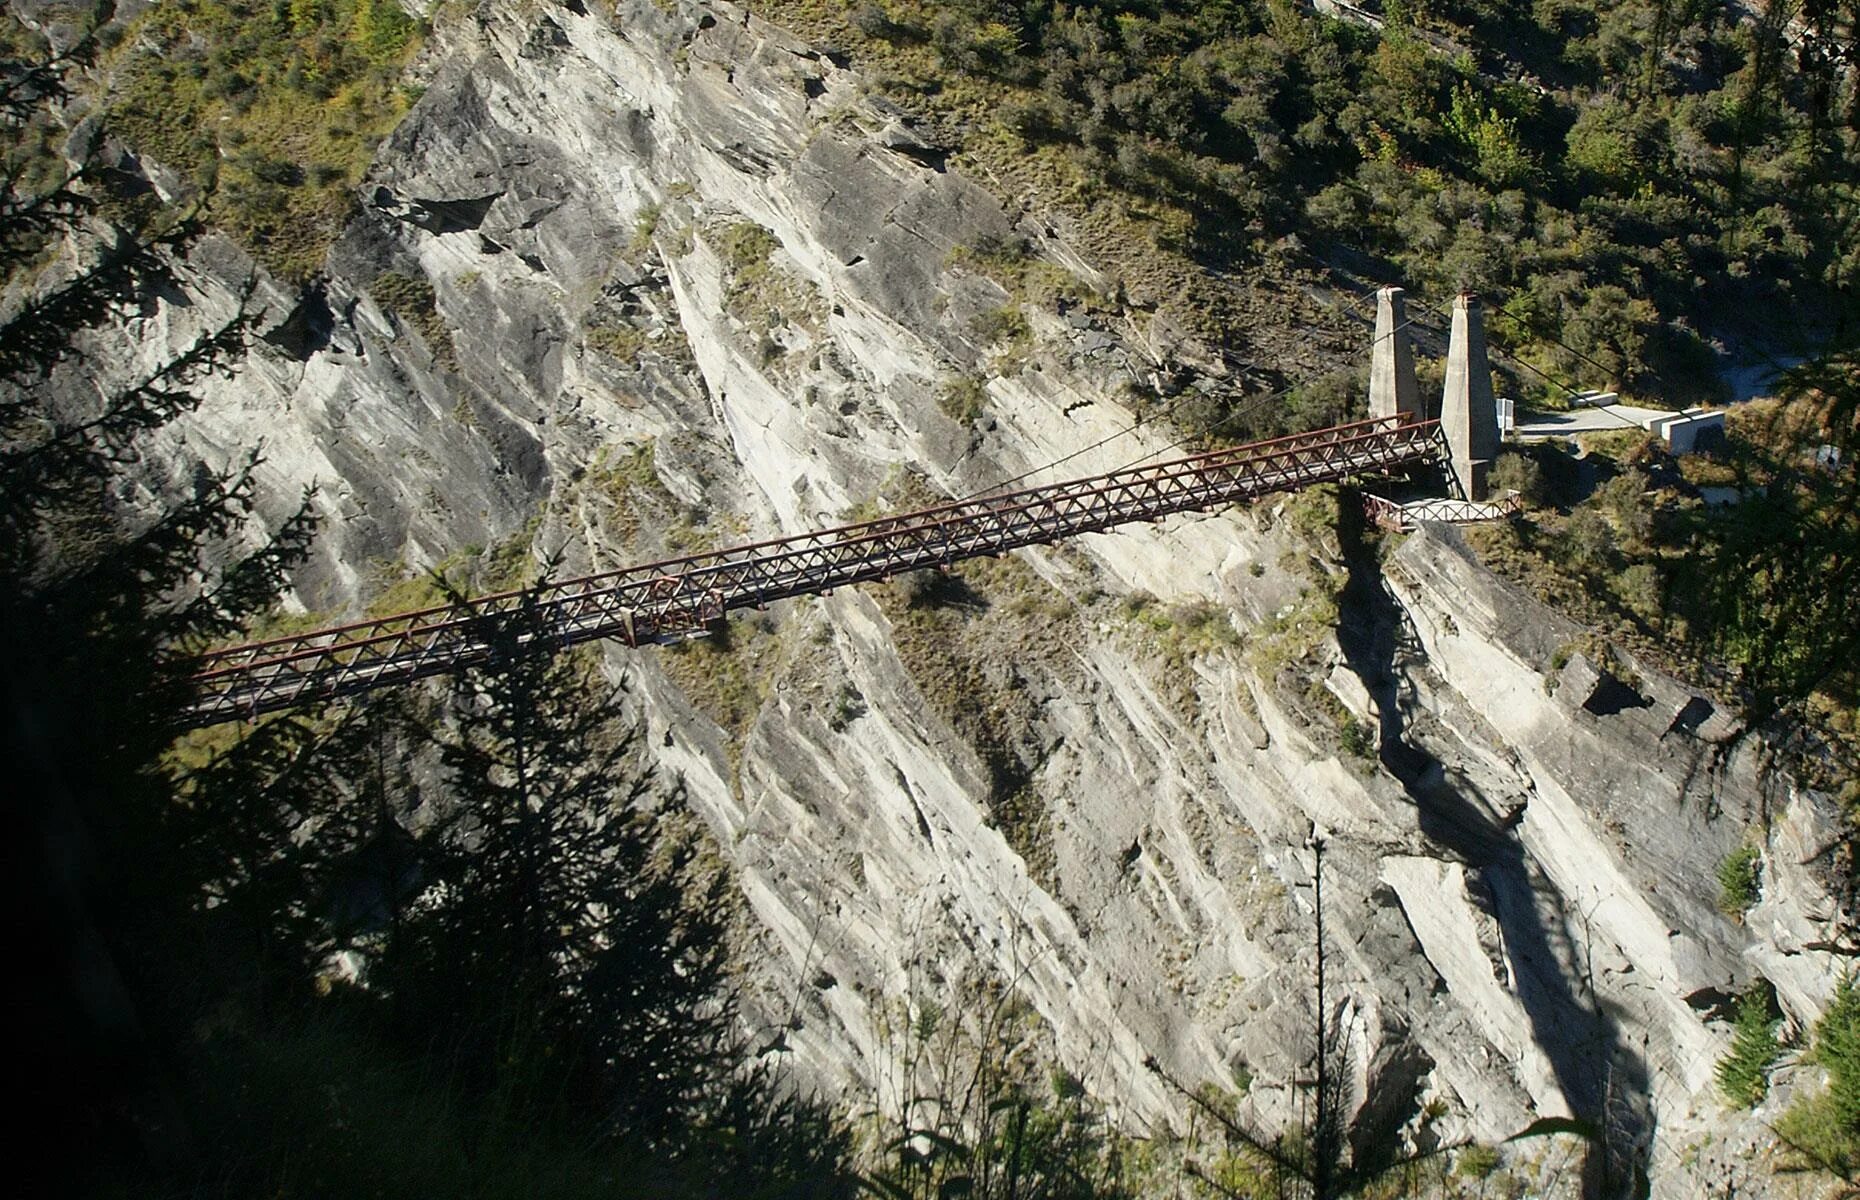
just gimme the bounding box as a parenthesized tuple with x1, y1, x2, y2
(1336, 498, 1653, 1199)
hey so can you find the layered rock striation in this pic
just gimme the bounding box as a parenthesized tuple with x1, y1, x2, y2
(69, 0, 1854, 1194)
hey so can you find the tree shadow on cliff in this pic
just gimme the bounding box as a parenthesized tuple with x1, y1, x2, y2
(1335, 499, 1652, 1199)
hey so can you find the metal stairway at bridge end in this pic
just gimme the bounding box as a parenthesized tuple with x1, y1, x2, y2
(184, 415, 1446, 727)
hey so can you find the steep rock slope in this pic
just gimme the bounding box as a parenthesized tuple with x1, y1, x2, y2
(87, 0, 1852, 1193)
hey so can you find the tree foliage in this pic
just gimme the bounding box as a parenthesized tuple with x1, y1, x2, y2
(1715, 985, 1781, 1109)
(1690, 343, 1860, 724)
(1778, 972, 1860, 1180)
(1716, 844, 1762, 914)
(386, 593, 739, 1149)
(773, 0, 1855, 404)
(5, 30, 847, 1198)
(3, 27, 326, 1185)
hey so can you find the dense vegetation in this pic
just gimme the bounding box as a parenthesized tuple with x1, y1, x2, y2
(1465, 370, 1860, 778)
(84, 0, 1857, 415)
(764, 0, 1854, 414)
(1778, 972, 1860, 1178)
(104, 0, 424, 280)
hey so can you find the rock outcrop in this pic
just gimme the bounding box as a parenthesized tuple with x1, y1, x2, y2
(66, 0, 1852, 1194)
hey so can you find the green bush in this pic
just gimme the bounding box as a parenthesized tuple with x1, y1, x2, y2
(1443, 82, 1535, 188)
(939, 375, 988, 426)
(1453, 1144, 1500, 1179)
(1339, 714, 1374, 759)
(371, 271, 452, 367)
(628, 203, 662, 255)
(1615, 562, 1665, 626)
(1281, 368, 1362, 432)
(1564, 100, 1654, 192)
(1562, 508, 1614, 571)
(1489, 451, 1549, 507)
(1777, 973, 1860, 1177)
(973, 303, 1032, 351)
(106, 0, 425, 281)
(716, 220, 778, 274)
(1716, 844, 1761, 914)
(1598, 469, 1656, 545)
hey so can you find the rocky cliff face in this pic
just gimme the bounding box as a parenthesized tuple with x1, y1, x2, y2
(82, 0, 1851, 1193)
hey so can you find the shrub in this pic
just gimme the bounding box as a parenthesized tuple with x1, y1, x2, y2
(1777, 973, 1860, 1177)
(1717, 844, 1761, 914)
(371, 271, 451, 364)
(1167, 600, 1243, 651)
(628, 203, 662, 255)
(827, 684, 867, 731)
(1561, 507, 1613, 570)
(1565, 100, 1652, 192)
(1598, 468, 1656, 544)
(1489, 451, 1549, 507)
(586, 324, 647, 361)
(938, 376, 987, 426)
(1453, 1144, 1500, 1179)
(1444, 82, 1535, 188)
(974, 303, 1032, 350)
(1615, 562, 1665, 625)
(717, 220, 778, 273)
(1283, 368, 1362, 431)
(1561, 286, 1658, 392)
(1002, 96, 1072, 145)
(1339, 715, 1374, 759)
(851, 2, 927, 43)
(1715, 985, 1781, 1109)
(892, 568, 960, 609)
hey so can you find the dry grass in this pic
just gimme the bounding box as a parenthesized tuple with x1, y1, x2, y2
(870, 552, 1076, 891)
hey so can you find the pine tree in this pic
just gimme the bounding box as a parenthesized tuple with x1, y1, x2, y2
(4, 23, 850, 1197)
(1715, 986, 1781, 1109)
(383, 591, 734, 1145)
(1777, 972, 1860, 1179)
(2, 30, 326, 1185)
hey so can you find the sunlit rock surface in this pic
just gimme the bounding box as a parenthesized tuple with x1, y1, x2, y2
(78, 1, 1852, 1194)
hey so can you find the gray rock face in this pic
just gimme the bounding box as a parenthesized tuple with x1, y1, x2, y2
(79, 1, 1850, 1194)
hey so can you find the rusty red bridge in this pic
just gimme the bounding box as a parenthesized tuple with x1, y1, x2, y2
(184, 415, 1445, 727)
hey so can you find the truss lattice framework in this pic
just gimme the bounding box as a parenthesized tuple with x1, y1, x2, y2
(184, 416, 1445, 726)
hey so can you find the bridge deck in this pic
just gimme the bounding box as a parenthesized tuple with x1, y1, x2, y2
(185, 416, 1444, 726)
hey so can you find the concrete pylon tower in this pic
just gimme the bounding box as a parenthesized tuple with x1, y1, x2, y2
(1368, 286, 1420, 422)
(1441, 293, 1499, 501)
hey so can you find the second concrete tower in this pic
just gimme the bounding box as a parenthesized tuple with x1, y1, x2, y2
(1441, 293, 1499, 500)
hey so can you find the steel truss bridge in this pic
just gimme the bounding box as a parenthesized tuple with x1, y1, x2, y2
(184, 415, 1446, 727)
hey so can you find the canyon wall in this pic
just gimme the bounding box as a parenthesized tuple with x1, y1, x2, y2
(80, 1, 1853, 1193)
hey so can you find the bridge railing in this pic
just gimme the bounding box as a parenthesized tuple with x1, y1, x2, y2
(185, 415, 1443, 725)
(1362, 490, 1523, 531)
